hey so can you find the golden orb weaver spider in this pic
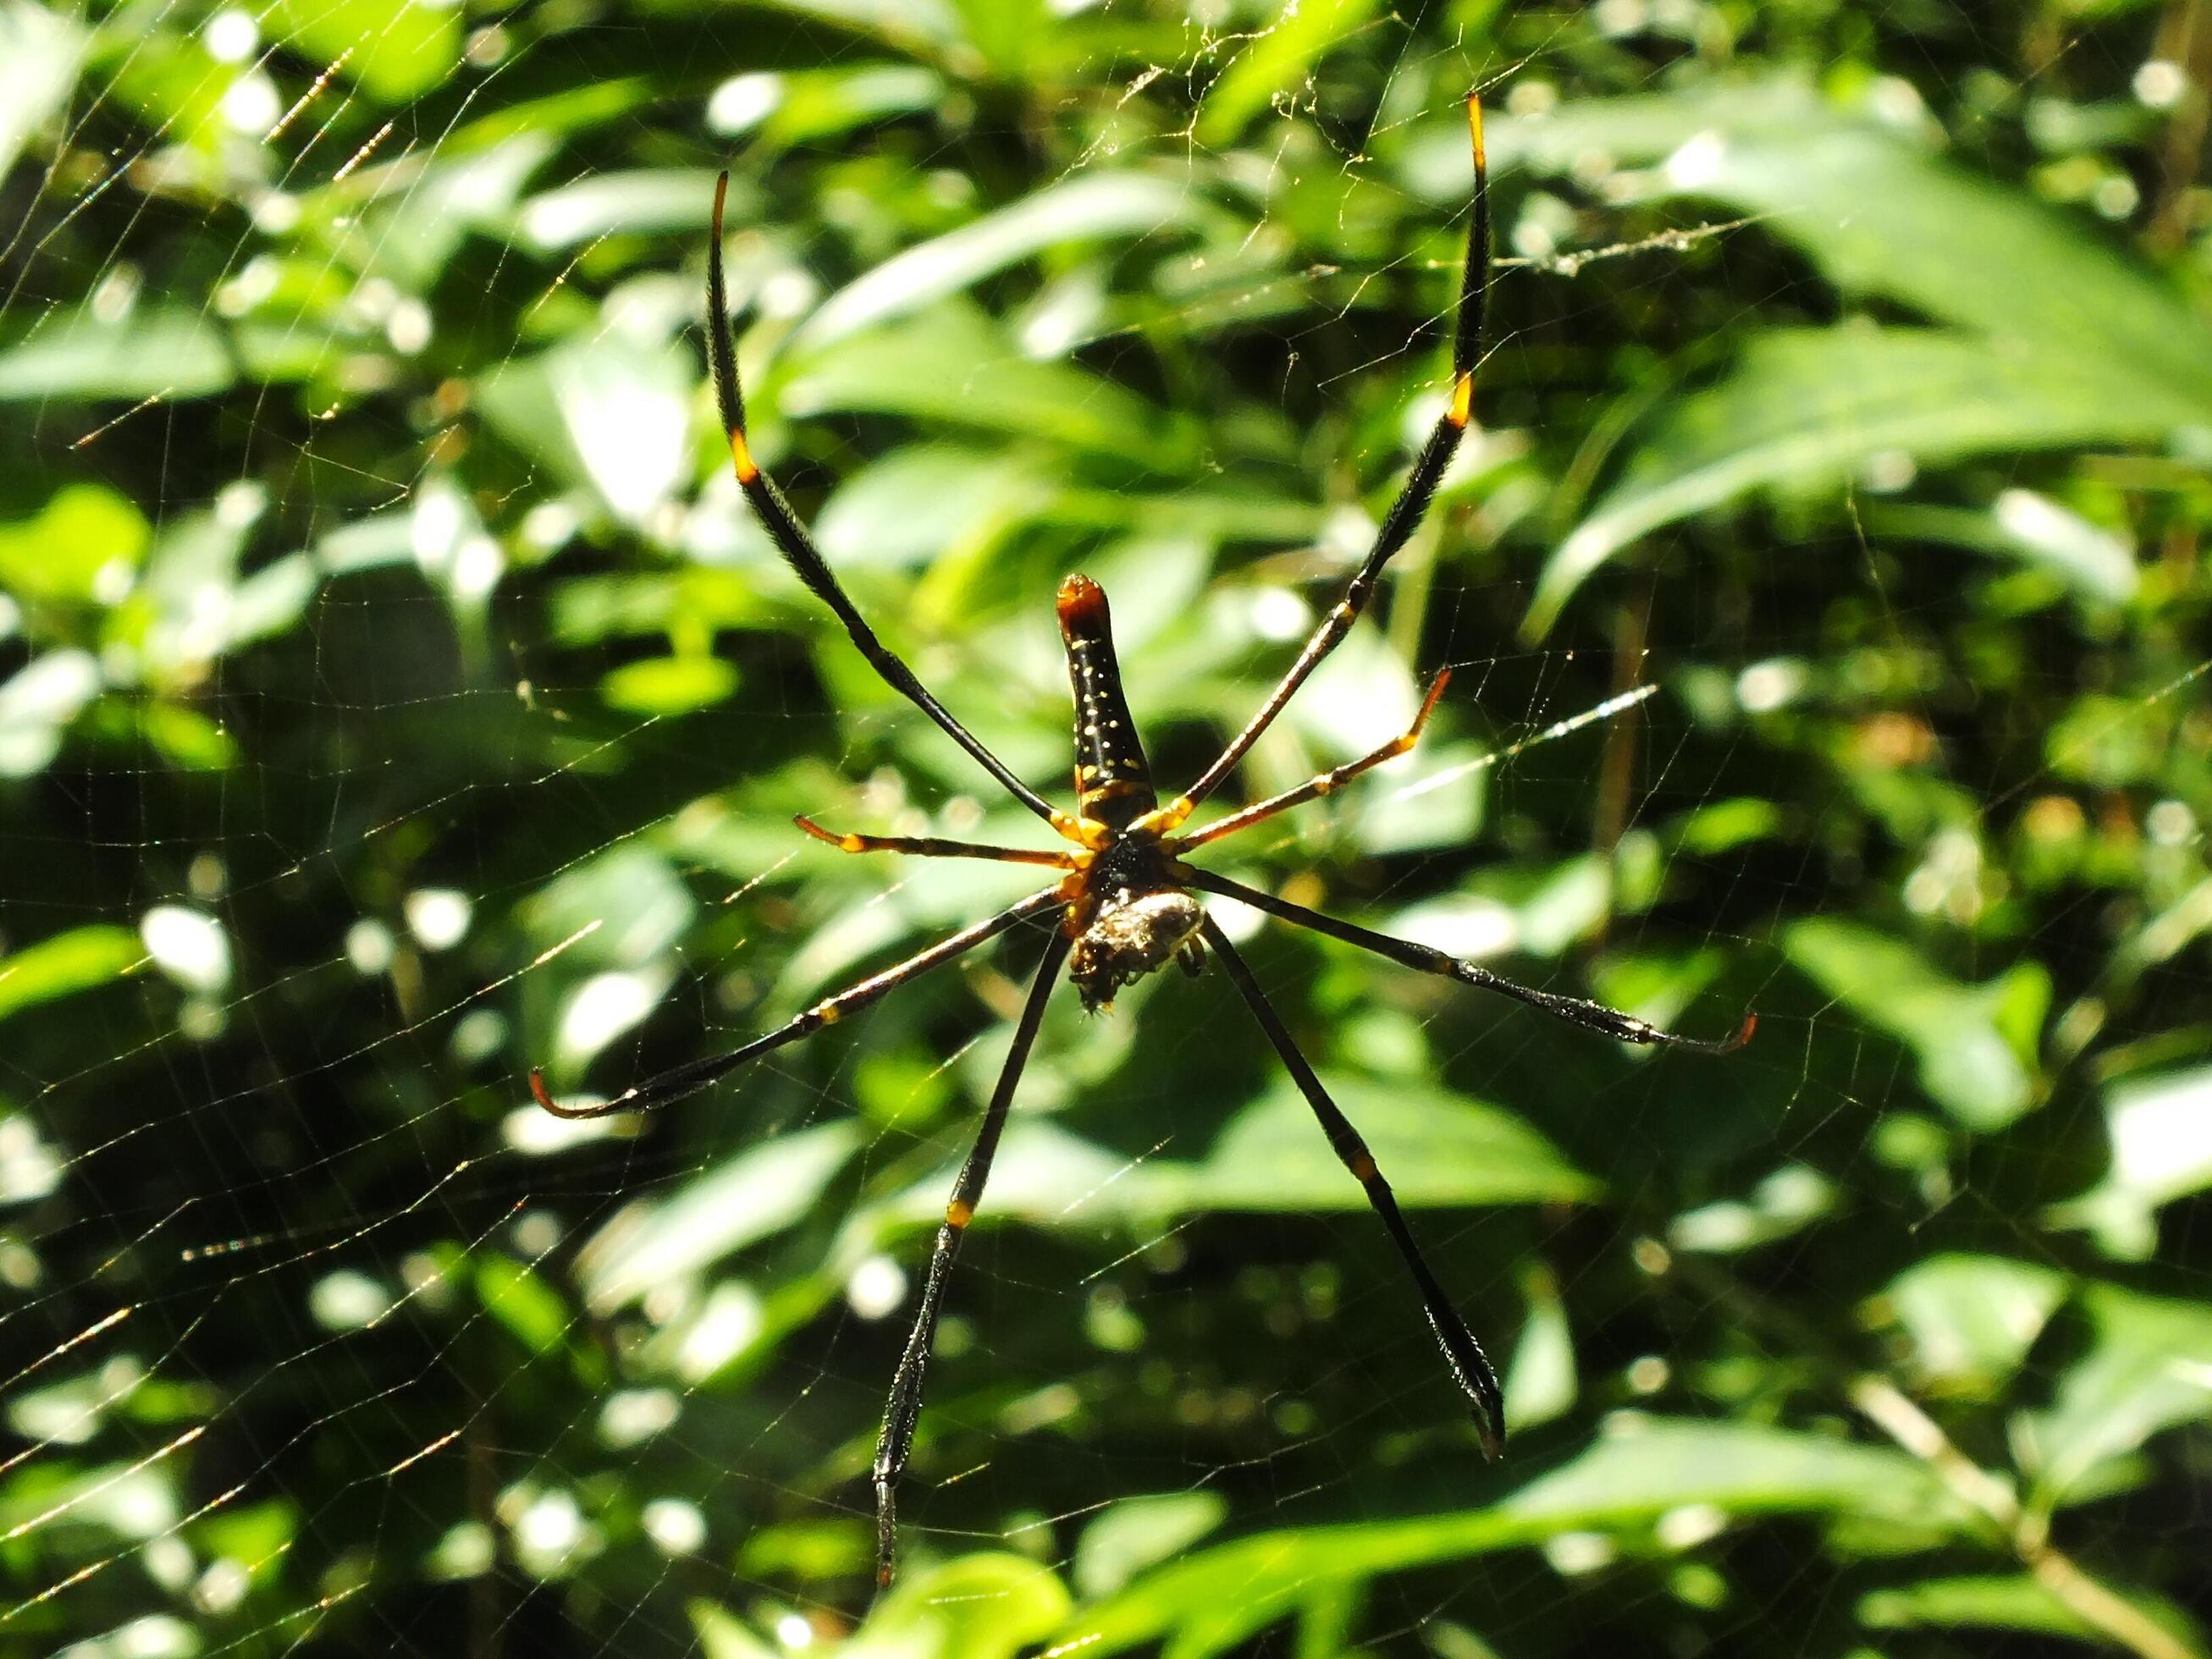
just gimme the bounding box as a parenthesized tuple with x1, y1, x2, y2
(530, 93, 1754, 1591)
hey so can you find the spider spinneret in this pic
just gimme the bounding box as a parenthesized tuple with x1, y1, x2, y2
(528, 91, 1755, 1596)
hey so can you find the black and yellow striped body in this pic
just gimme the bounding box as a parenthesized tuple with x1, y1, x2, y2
(1056, 574, 1157, 831)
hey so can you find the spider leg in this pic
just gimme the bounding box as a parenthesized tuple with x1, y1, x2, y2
(1170, 670, 1451, 852)
(709, 175, 1072, 835)
(1201, 917, 1503, 1458)
(527, 886, 1065, 1118)
(873, 929, 1072, 1590)
(1185, 868, 1757, 1054)
(793, 814, 1077, 868)
(1150, 96, 1489, 830)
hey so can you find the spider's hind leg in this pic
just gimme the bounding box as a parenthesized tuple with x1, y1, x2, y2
(872, 931, 1072, 1590)
(1200, 915, 1504, 1458)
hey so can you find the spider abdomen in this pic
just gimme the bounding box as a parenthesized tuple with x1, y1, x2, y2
(1057, 574, 1157, 830)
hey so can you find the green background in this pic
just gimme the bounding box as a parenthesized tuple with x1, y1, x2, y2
(2, 0, 2210, 1654)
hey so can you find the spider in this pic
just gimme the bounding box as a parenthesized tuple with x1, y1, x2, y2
(530, 94, 1753, 1591)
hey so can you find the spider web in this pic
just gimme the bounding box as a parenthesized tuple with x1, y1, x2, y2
(3, 2, 2209, 1656)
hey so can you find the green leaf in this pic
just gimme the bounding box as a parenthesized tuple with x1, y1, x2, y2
(1172, 1072, 1595, 1212)
(1868, 492, 2140, 608)
(1502, 1267, 1577, 1433)
(0, 648, 102, 777)
(1863, 1574, 2204, 1653)
(781, 308, 1195, 471)
(1059, 1419, 1972, 1656)
(0, 1459, 180, 1541)
(796, 172, 1208, 350)
(1857, 1574, 2100, 1639)
(745, 0, 963, 51)
(108, 486, 269, 685)
(1430, 81, 2212, 386)
(2022, 1284, 2212, 1503)
(1659, 121, 2212, 392)
(735, 1518, 872, 1580)
(263, 0, 463, 103)
(1465, 83, 2212, 635)
(599, 655, 740, 717)
(475, 1255, 572, 1357)
(1672, 797, 1785, 856)
(852, 1552, 1071, 1658)
(2044, 692, 2176, 788)
(1531, 327, 2203, 637)
(690, 1601, 778, 1659)
(1782, 918, 2047, 1132)
(0, 925, 143, 1023)
(477, 333, 694, 525)
(1669, 1163, 1838, 1254)
(360, 135, 555, 289)
(444, 77, 654, 154)
(1403, 78, 1838, 194)
(0, 485, 151, 611)
(137, 703, 240, 771)
(575, 1122, 862, 1313)
(718, 63, 945, 151)
(874, 1074, 1591, 1234)
(1076, 1493, 1231, 1600)
(1869, 1254, 2066, 1392)
(1195, 0, 1386, 146)
(0, 0, 87, 180)
(0, 306, 234, 402)
(517, 168, 725, 253)
(2048, 1065, 2212, 1255)
(815, 444, 1051, 570)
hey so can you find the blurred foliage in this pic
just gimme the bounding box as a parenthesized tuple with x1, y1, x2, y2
(3, 0, 2212, 1655)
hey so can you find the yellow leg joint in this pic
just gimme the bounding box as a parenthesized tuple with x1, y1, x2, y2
(1051, 810, 1111, 850)
(729, 427, 759, 483)
(1349, 1151, 1377, 1182)
(1448, 371, 1475, 429)
(1132, 796, 1196, 838)
(946, 1199, 974, 1229)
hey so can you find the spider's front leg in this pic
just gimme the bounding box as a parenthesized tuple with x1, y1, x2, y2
(707, 173, 1066, 832)
(1156, 93, 1491, 829)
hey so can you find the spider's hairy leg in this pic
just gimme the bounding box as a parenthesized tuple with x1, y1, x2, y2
(874, 930, 1072, 1591)
(1170, 669, 1452, 852)
(1146, 92, 1491, 835)
(792, 814, 1078, 868)
(707, 174, 1068, 832)
(1185, 868, 1757, 1054)
(1202, 918, 1504, 1458)
(525, 885, 1066, 1119)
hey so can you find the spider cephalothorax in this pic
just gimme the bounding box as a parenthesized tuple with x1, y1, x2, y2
(531, 93, 1755, 1597)
(1060, 825, 1207, 1012)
